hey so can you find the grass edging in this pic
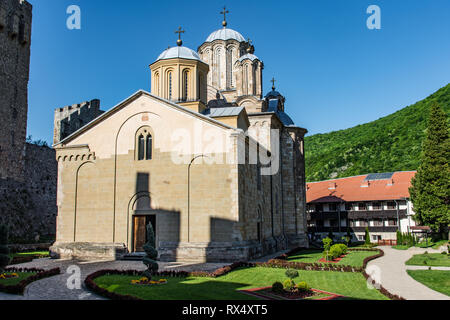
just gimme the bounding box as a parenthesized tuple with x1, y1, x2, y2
(0, 267, 60, 295)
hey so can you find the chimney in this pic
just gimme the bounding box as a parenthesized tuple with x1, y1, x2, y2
(328, 182, 336, 190)
(387, 178, 394, 186)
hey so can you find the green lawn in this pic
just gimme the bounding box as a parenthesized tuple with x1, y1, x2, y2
(94, 267, 388, 300)
(392, 245, 410, 250)
(407, 270, 450, 297)
(0, 272, 37, 286)
(406, 253, 450, 267)
(287, 249, 377, 267)
(9, 251, 49, 258)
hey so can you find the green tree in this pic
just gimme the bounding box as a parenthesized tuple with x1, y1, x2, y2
(142, 223, 159, 279)
(0, 225, 11, 273)
(409, 102, 450, 233)
(364, 227, 371, 245)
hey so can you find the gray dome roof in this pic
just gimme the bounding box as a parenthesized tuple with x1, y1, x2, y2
(265, 90, 282, 99)
(156, 46, 202, 62)
(205, 27, 245, 42)
(238, 53, 260, 62)
(267, 99, 294, 126)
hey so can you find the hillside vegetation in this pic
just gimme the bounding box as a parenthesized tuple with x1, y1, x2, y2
(305, 84, 450, 182)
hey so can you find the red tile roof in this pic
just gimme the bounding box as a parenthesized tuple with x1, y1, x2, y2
(306, 171, 416, 203)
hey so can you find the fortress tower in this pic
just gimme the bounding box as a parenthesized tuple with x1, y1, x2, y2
(0, 0, 32, 181)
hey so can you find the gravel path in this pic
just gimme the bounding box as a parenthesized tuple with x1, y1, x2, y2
(0, 258, 226, 300)
(366, 246, 449, 300)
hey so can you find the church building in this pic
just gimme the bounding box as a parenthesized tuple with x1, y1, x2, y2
(51, 9, 308, 262)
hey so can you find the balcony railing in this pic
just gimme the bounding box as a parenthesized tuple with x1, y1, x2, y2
(308, 226, 399, 233)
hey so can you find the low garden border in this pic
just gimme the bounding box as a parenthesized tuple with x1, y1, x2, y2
(0, 267, 61, 295)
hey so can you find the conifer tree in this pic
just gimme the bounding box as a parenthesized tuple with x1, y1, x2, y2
(410, 102, 450, 234)
(364, 227, 371, 245)
(142, 223, 159, 279)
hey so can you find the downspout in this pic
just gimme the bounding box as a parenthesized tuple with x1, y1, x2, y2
(394, 200, 400, 232)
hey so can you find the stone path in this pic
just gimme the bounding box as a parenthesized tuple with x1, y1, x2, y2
(0, 258, 226, 300)
(366, 246, 449, 300)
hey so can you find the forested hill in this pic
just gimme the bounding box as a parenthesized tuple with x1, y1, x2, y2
(305, 84, 450, 182)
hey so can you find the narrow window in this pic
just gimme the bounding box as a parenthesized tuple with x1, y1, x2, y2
(138, 135, 145, 160)
(183, 70, 189, 101)
(145, 135, 152, 160)
(168, 72, 173, 100)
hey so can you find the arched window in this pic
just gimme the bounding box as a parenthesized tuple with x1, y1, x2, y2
(215, 49, 221, 88)
(182, 70, 189, 101)
(226, 48, 233, 89)
(154, 72, 160, 95)
(146, 135, 152, 160)
(136, 127, 153, 161)
(168, 71, 173, 100)
(138, 135, 145, 161)
(244, 64, 249, 95)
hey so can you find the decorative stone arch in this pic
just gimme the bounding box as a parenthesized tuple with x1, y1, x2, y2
(126, 191, 159, 252)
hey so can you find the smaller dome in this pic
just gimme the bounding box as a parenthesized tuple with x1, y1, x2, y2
(205, 27, 245, 42)
(156, 46, 202, 62)
(238, 53, 260, 62)
(265, 90, 282, 99)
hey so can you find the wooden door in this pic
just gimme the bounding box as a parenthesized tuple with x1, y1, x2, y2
(133, 216, 147, 252)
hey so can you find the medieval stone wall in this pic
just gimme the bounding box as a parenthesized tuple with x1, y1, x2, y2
(0, 0, 32, 180)
(53, 99, 104, 145)
(0, 143, 57, 242)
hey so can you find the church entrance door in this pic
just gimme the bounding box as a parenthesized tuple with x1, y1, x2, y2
(133, 215, 156, 252)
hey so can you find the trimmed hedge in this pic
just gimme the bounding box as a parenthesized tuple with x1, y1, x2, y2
(0, 267, 60, 295)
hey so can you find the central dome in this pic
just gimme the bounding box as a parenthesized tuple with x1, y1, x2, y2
(156, 46, 202, 62)
(205, 27, 245, 42)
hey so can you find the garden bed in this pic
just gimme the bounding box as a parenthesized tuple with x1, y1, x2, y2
(0, 267, 60, 295)
(85, 264, 392, 300)
(239, 286, 343, 300)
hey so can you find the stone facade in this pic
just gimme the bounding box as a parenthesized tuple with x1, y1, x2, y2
(0, 0, 32, 181)
(0, 143, 57, 242)
(51, 17, 309, 262)
(0, 1, 58, 242)
(53, 99, 104, 145)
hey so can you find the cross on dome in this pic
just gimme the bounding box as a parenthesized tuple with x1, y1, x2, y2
(175, 26, 185, 46)
(220, 6, 229, 27)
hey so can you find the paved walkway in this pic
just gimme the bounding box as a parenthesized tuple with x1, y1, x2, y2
(0, 258, 226, 300)
(366, 246, 449, 300)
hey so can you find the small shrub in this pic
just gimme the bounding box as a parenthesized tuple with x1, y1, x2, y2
(285, 269, 299, 279)
(296, 281, 310, 292)
(271, 281, 284, 294)
(283, 279, 296, 291)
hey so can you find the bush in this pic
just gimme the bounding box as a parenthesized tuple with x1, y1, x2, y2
(285, 269, 299, 279)
(296, 281, 310, 292)
(283, 279, 296, 291)
(329, 246, 342, 260)
(271, 281, 284, 294)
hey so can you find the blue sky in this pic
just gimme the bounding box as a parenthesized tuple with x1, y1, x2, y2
(26, 0, 450, 144)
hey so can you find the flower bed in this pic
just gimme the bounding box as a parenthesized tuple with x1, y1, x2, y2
(240, 286, 343, 300)
(0, 267, 60, 295)
(0, 272, 19, 280)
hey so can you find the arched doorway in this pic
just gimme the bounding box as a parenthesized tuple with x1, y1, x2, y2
(127, 192, 158, 253)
